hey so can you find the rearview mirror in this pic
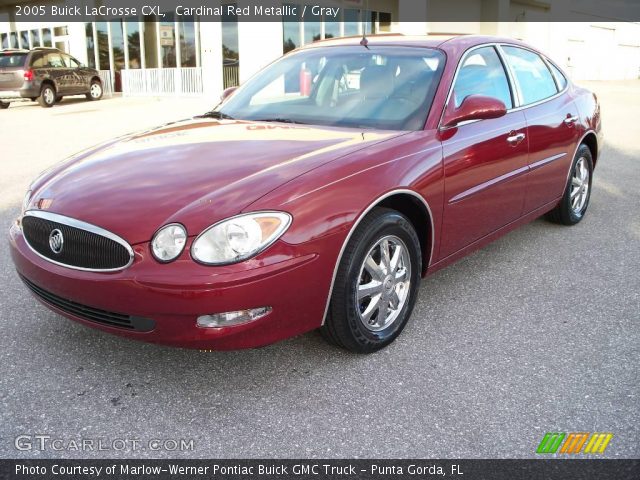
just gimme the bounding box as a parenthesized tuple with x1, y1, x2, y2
(220, 86, 238, 102)
(442, 95, 507, 128)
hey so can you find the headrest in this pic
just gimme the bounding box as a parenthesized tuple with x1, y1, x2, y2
(360, 65, 395, 99)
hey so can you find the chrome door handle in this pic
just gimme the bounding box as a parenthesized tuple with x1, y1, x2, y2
(507, 133, 525, 144)
(564, 115, 579, 124)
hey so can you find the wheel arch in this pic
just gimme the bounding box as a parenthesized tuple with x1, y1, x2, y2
(377, 192, 433, 275)
(321, 189, 434, 325)
(581, 131, 598, 168)
(40, 79, 56, 92)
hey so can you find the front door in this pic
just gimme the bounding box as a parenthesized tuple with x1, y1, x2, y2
(439, 46, 528, 259)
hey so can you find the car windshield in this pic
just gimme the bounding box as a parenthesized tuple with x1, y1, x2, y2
(216, 46, 446, 131)
(0, 53, 27, 68)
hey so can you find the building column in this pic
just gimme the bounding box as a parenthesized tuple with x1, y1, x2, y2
(199, 21, 223, 103)
(237, 21, 284, 83)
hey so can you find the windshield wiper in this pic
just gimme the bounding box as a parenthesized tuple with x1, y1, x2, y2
(197, 110, 235, 120)
(254, 118, 306, 124)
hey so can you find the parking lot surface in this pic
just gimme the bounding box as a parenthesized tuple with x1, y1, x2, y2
(0, 86, 638, 458)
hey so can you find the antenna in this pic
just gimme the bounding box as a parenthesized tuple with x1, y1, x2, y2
(360, 0, 370, 48)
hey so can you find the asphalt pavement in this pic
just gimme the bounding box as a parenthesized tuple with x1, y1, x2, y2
(0, 85, 638, 459)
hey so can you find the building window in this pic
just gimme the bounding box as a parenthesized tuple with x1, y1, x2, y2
(304, 9, 321, 44)
(179, 16, 198, 67)
(111, 20, 125, 73)
(126, 19, 142, 68)
(324, 17, 340, 39)
(159, 13, 176, 67)
(42, 29, 52, 47)
(344, 9, 359, 36)
(30, 29, 41, 48)
(9, 31, 18, 48)
(85, 23, 96, 68)
(283, 3, 300, 53)
(222, 5, 239, 87)
(20, 30, 29, 49)
(1, 33, 7, 49)
(379, 12, 391, 32)
(54, 26, 69, 37)
(96, 22, 111, 70)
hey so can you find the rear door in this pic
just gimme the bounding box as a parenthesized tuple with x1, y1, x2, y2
(500, 46, 581, 213)
(0, 51, 28, 92)
(439, 45, 528, 259)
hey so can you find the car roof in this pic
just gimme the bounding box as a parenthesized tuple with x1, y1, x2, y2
(1, 47, 60, 53)
(299, 34, 531, 51)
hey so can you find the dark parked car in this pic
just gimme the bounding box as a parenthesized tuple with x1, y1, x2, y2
(10, 35, 602, 353)
(0, 47, 103, 108)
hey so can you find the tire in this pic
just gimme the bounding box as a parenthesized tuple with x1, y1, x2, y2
(0, 101, 9, 109)
(37, 85, 56, 108)
(547, 144, 593, 225)
(321, 207, 422, 353)
(86, 80, 103, 101)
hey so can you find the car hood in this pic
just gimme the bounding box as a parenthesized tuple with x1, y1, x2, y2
(29, 118, 403, 244)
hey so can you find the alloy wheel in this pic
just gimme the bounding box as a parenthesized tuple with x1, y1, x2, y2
(570, 156, 590, 215)
(90, 83, 102, 99)
(356, 235, 411, 332)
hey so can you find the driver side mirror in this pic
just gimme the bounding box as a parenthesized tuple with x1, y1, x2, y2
(441, 94, 507, 128)
(220, 86, 238, 103)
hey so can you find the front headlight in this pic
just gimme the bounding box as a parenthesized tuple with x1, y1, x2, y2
(191, 211, 291, 265)
(151, 223, 187, 262)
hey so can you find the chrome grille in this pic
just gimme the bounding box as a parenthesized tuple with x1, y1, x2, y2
(21, 211, 133, 272)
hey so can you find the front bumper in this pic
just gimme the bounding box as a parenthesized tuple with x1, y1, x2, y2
(9, 222, 340, 349)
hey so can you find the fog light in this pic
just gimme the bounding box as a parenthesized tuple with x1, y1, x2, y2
(196, 307, 272, 328)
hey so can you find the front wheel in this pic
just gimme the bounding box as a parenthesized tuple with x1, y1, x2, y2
(547, 144, 593, 225)
(321, 207, 422, 353)
(0, 101, 9, 109)
(86, 80, 103, 101)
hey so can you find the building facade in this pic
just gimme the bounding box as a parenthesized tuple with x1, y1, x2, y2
(1, 0, 639, 101)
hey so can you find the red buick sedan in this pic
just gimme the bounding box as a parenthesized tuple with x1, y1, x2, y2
(10, 35, 602, 353)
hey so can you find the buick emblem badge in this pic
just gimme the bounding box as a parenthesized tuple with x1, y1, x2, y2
(49, 229, 64, 254)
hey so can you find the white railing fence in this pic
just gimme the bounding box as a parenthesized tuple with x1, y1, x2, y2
(98, 70, 114, 96)
(121, 68, 204, 97)
(223, 65, 239, 89)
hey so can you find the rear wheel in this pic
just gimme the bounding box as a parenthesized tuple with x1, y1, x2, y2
(37, 85, 56, 108)
(86, 80, 103, 101)
(0, 101, 9, 109)
(321, 207, 422, 353)
(547, 144, 593, 225)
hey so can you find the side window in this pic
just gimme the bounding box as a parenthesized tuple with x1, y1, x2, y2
(547, 60, 568, 91)
(31, 54, 45, 68)
(62, 54, 80, 68)
(502, 46, 558, 105)
(452, 46, 513, 109)
(45, 53, 65, 68)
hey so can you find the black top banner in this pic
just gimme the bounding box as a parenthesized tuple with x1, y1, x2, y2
(2, 459, 640, 480)
(1, 0, 640, 23)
